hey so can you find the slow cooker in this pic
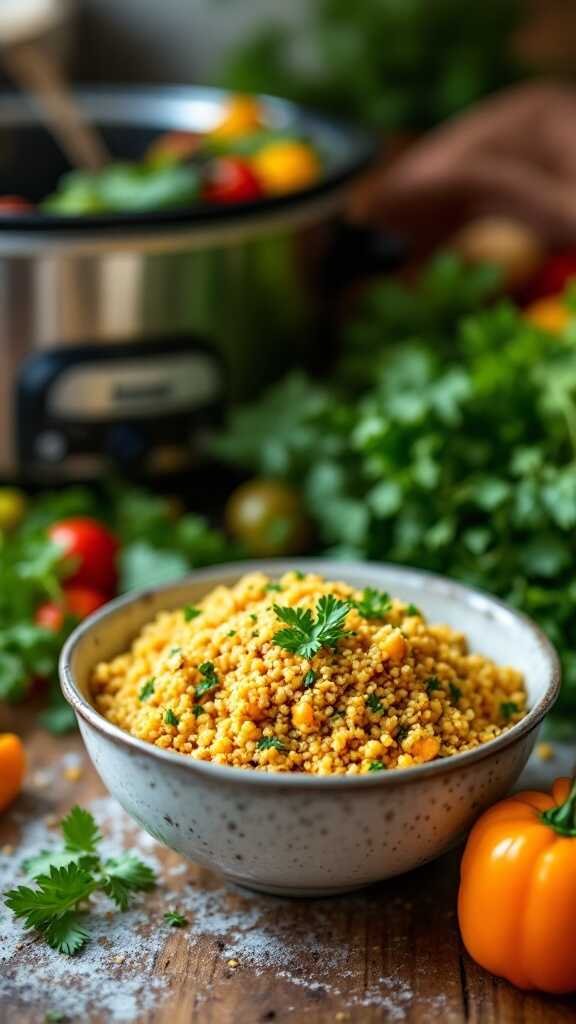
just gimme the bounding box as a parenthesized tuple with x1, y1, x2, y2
(0, 85, 378, 483)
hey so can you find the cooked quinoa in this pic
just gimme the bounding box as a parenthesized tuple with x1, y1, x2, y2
(91, 571, 527, 775)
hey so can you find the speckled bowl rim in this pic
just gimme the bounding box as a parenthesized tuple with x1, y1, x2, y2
(60, 559, 560, 790)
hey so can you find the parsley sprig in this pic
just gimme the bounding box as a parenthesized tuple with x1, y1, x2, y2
(272, 595, 353, 659)
(256, 736, 286, 752)
(164, 909, 188, 927)
(4, 807, 155, 955)
(195, 661, 219, 699)
(501, 700, 518, 721)
(352, 588, 391, 620)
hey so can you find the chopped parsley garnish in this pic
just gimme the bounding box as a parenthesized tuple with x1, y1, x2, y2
(138, 678, 155, 702)
(192, 705, 204, 718)
(45, 1013, 67, 1023)
(183, 605, 201, 622)
(405, 603, 421, 616)
(227, 630, 237, 637)
(292, 571, 305, 580)
(265, 582, 283, 592)
(169, 647, 181, 656)
(303, 669, 316, 689)
(195, 662, 219, 699)
(368, 761, 386, 772)
(256, 736, 286, 752)
(164, 708, 180, 727)
(449, 683, 462, 703)
(501, 701, 518, 721)
(164, 910, 188, 928)
(4, 806, 155, 956)
(249, 613, 257, 622)
(352, 588, 391, 619)
(273, 594, 353, 659)
(425, 676, 441, 694)
(396, 725, 409, 742)
(366, 693, 384, 714)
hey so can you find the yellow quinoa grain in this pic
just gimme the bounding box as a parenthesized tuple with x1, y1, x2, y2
(91, 572, 527, 775)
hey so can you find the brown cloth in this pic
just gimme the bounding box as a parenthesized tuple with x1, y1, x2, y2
(355, 83, 576, 251)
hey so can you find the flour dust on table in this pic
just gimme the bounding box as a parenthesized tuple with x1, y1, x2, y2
(0, 794, 453, 1022)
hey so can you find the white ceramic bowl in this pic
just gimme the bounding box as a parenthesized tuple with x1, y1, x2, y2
(60, 560, 560, 896)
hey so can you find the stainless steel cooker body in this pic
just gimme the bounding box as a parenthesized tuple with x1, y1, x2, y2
(0, 87, 375, 481)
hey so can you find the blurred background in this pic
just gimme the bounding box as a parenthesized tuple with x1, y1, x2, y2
(3, 0, 576, 732)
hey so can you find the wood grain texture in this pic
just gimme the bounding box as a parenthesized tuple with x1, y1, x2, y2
(1, 708, 575, 1024)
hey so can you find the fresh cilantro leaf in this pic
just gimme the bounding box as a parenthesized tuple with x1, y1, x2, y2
(292, 571, 305, 580)
(60, 807, 102, 855)
(256, 737, 286, 752)
(396, 725, 409, 742)
(184, 605, 201, 622)
(23, 849, 83, 879)
(352, 588, 392, 619)
(192, 705, 204, 718)
(249, 613, 257, 622)
(164, 910, 188, 927)
(169, 647, 182, 656)
(139, 678, 155, 701)
(368, 761, 386, 772)
(265, 582, 283, 592)
(42, 911, 91, 955)
(164, 708, 180, 727)
(366, 694, 384, 714)
(5, 863, 97, 930)
(273, 594, 352, 659)
(227, 630, 236, 637)
(42, 913, 90, 958)
(195, 662, 219, 699)
(405, 603, 421, 616)
(101, 854, 156, 910)
(303, 669, 316, 689)
(449, 683, 462, 703)
(425, 676, 441, 694)
(501, 701, 519, 721)
(4, 806, 157, 956)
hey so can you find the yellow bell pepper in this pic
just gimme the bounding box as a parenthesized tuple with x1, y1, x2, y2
(251, 140, 321, 195)
(0, 487, 27, 532)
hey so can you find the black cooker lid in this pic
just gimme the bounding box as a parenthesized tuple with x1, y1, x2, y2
(0, 85, 377, 232)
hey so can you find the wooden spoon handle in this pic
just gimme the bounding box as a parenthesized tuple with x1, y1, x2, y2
(3, 40, 109, 172)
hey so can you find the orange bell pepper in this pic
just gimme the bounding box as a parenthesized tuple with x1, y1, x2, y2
(0, 734, 26, 812)
(523, 296, 570, 334)
(458, 777, 576, 993)
(210, 95, 264, 140)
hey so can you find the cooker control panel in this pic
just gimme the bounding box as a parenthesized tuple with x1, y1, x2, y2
(16, 337, 224, 479)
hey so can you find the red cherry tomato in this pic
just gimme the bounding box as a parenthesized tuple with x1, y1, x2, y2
(0, 195, 33, 214)
(35, 586, 108, 632)
(35, 602, 65, 632)
(203, 157, 263, 204)
(525, 249, 576, 301)
(48, 517, 118, 594)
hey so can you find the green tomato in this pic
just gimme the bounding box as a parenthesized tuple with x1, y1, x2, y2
(0, 488, 27, 532)
(225, 479, 310, 557)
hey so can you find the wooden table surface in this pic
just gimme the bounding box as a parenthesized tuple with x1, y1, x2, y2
(1, 708, 575, 1024)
